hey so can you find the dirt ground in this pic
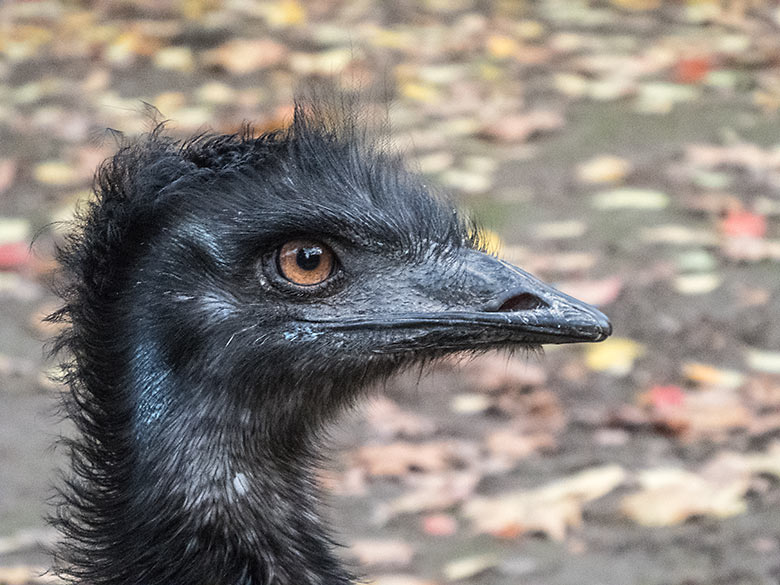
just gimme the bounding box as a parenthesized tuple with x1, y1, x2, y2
(2, 2, 780, 585)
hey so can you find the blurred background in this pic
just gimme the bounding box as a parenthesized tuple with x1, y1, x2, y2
(2, 1, 780, 584)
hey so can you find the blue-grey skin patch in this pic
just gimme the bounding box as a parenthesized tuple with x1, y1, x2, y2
(131, 340, 172, 439)
(282, 325, 322, 342)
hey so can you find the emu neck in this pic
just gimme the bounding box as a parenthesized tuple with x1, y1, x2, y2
(110, 343, 353, 585)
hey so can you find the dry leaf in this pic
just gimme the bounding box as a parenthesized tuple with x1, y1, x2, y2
(480, 110, 564, 143)
(352, 441, 477, 477)
(621, 458, 751, 526)
(592, 188, 669, 210)
(349, 540, 414, 569)
(682, 362, 745, 389)
(421, 513, 458, 536)
(203, 39, 286, 75)
(463, 465, 626, 540)
(485, 428, 556, 464)
(576, 155, 632, 184)
(746, 349, 780, 374)
(644, 386, 751, 440)
(0, 159, 18, 194)
(368, 576, 437, 585)
(381, 471, 481, 520)
(443, 553, 499, 581)
(584, 337, 645, 376)
(364, 396, 436, 439)
(33, 161, 80, 186)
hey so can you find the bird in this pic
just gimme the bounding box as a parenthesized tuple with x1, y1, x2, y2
(49, 99, 611, 585)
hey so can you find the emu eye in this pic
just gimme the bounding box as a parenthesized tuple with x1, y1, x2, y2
(277, 240, 335, 286)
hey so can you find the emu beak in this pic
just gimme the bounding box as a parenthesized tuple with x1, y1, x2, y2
(309, 249, 611, 350)
(426, 250, 612, 345)
(402, 248, 612, 346)
(466, 254, 612, 344)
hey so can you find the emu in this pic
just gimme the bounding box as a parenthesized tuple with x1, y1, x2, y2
(50, 102, 611, 585)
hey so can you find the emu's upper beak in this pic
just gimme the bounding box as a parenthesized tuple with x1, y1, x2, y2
(461, 250, 613, 344)
(311, 249, 611, 349)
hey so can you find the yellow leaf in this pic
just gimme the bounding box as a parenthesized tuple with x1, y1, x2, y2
(609, 0, 661, 10)
(153, 46, 195, 73)
(265, 0, 306, 28)
(682, 362, 745, 389)
(486, 34, 519, 59)
(33, 161, 79, 186)
(399, 81, 439, 103)
(584, 338, 645, 375)
(576, 155, 632, 185)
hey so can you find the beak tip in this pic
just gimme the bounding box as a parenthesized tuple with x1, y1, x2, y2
(590, 310, 613, 342)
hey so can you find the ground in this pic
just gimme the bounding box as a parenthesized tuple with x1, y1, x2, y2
(1, 1, 780, 584)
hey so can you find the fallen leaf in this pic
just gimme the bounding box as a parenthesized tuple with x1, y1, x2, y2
(608, 0, 660, 11)
(480, 110, 564, 143)
(368, 576, 437, 585)
(640, 224, 718, 246)
(443, 553, 499, 581)
(576, 155, 632, 184)
(721, 208, 767, 239)
(349, 540, 414, 569)
(621, 465, 748, 526)
(0, 242, 30, 270)
(439, 168, 493, 194)
(463, 465, 626, 540)
(264, 0, 306, 28)
(584, 337, 645, 376)
(485, 428, 556, 464)
(643, 387, 751, 441)
(0, 218, 30, 245)
(421, 513, 458, 536)
(364, 396, 436, 439)
(153, 46, 195, 72)
(674, 56, 712, 84)
(682, 362, 745, 389)
(534, 220, 587, 240)
(0, 566, 58, 585)
(450, 393, 491, 414)
(746, 348, 780, 374)
(0, 159, 18, 194)
(352, 441, 477, 477)
(635, 82, 698, 113)
(643, 385, 685, 408)
(33, 161, 80, 186)
(203, 39, 286, 75)
(486, 34, 520, 59)
(381, 471, 481, 520)
(675, 249, 717, 273)
(674, 273, 722, 295)
(289, 48, 354, 76)
(592, 188, 669, 210)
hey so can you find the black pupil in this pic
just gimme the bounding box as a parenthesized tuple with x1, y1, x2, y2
(296, 247, 322, 271)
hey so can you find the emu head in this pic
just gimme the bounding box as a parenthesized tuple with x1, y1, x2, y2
(63, 103, 610, 449)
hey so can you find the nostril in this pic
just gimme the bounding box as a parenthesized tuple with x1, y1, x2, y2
(495, 293, 549, 312)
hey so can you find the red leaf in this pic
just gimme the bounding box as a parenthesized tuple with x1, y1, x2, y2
(721, 209, 767, 238)
(674, 56, 711, 84)
(421, 513, 457, 536)
(0, 242, 30, 270)
(647, 385, 685, 408)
